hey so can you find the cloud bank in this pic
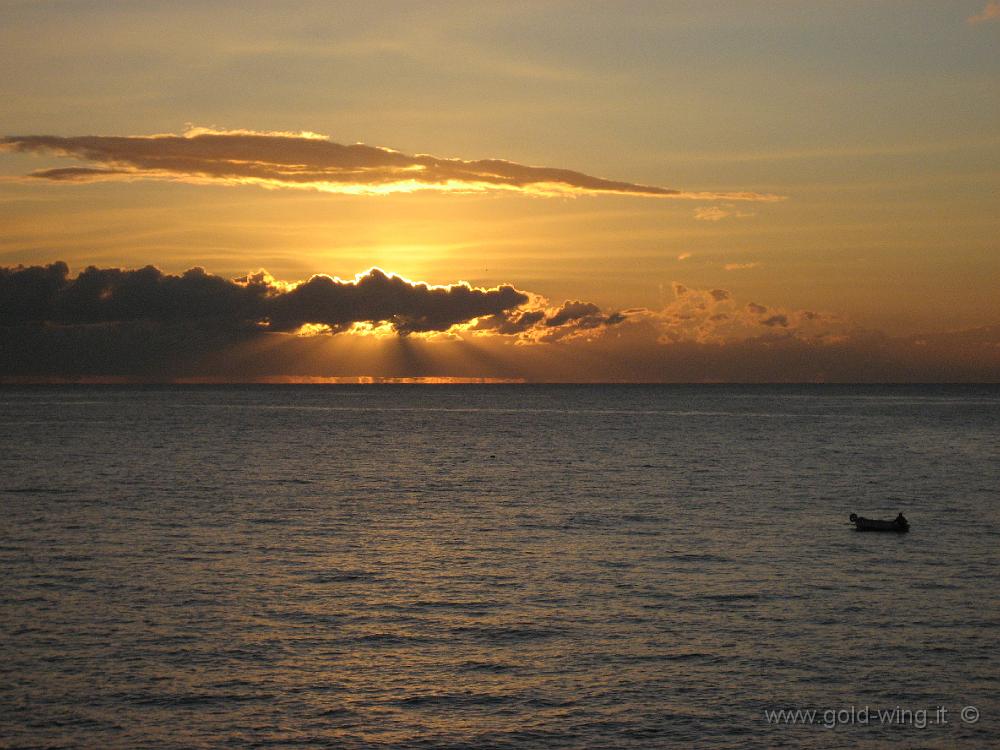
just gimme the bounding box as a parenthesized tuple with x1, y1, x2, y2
(0, 262, 624, 340)
(0, 262, 519, 335)
(2, 261, 998, 382)
(1, 129, 785, 200)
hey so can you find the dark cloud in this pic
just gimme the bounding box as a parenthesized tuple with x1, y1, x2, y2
(470, 300, 627, 343)
(709, 289, 730, 301)
(4, 263, 997, 382)
(545, 301, 601, 327)
(471, 309, 546, 335)
(266, 269, 527, 334)
(0, 261, 629, 360)
(1, 129, 785, 200)
(746, 302, 768, 314)
(537, 300, 626, 340)
(0, 261, 70, 323)
(0, 262, 527, 335)
(28, 167, 132, 181)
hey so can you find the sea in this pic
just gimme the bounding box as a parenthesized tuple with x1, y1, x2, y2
(1, 384, 998, 749)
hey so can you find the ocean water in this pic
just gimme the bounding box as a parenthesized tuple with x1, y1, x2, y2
(1, 384, 998, 749)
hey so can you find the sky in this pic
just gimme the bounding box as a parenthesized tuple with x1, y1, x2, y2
(1, 0, 998, 382)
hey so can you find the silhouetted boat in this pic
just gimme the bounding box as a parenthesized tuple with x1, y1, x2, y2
(849, 513, 909, 533)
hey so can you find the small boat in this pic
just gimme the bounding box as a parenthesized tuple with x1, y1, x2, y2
(849, 513, 909, 533)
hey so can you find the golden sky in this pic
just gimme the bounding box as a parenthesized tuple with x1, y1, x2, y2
(1, 1, 998, 381)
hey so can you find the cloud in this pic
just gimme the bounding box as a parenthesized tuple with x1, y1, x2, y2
(677, 252, 692, 261)
(694, 207, 729, 222)
(469, 300, 626, 343)
(545, 300, 601, 327)
(2, 262, 839, 352)
(0, 262, 530, 335)
(533, 300, 625, 341)
(0, 261, 631, 345)
(968, 2, 1000, 23)
(693, 206, 755, 222)
(26, 167, 133, 181)
(471, 309, 546, 336)
(645, 283, 845, 346)
(1, 128, 786, 201)
(723, 262, 760, 271)
(3, 263, 998, 382)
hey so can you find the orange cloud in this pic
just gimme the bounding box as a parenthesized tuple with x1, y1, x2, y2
(693, 206, 755, 222)
(640, 283, 842, 345)
(1, 128, 786, 201)
(968, 2, 1000, 23)
(723, 262, 760, 271)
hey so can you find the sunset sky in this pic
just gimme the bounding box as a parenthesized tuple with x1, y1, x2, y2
(1, 1, 998, 381)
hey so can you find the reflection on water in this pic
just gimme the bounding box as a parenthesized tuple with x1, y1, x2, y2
(1, 385, 998, 748)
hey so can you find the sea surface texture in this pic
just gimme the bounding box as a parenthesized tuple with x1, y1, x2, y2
(1, 384, 998, 749)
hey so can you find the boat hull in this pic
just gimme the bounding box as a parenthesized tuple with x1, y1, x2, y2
(849, 513, 909, 533)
